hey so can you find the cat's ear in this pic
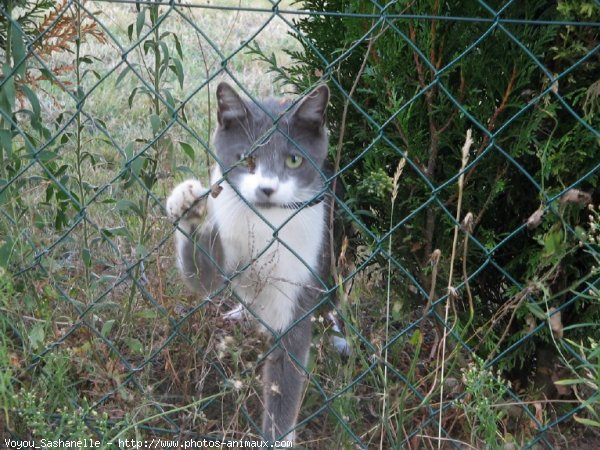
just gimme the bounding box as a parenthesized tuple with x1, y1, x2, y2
(217, 82, 249, 129)
(292, 85, 329, 129)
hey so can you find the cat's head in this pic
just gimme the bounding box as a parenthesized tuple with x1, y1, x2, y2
(213, 82, 329, 208)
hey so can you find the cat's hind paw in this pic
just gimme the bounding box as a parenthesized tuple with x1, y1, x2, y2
(166, 179, 209, 223)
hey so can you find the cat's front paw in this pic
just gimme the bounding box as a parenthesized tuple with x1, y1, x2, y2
(166, 179, 209, 223)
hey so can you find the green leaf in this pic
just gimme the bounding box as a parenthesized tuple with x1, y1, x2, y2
(54, 164, 69, 178)
(159, 41, 170, 68)
(136, 9, 146, 38)
(101, 226, 131, 239)
(166, 139, 175, 169)
(179, 141, 195, 161)
(143, 40, 156, 56)
(101, 319, 115, 338)
(116, 199, 142, 218)
(127, 86, 139, 108)
(21, 84, 41, 127)
(553, 379, 585, 385)
(0, 237, 14, 267)
(88, 69, 102, 80)
(542, 227, 564, 258)
(36, 150, 58, 162)
(409, 329, 422, 347)
(136, 244, 148, 258)
(123, 141, 134, 160)
(28, 323, 45, 351)
(10, 25, 27, 77)
(150, 114, 161, 134)
(149, 4, 159, 24)
(573, 416, 600, 427)
(172, 33, 183, 59)
(123, 337, 144, 355)
(163, 89, 175, 109)
(33, 211, 45, 229)
(175, 166, 196, 176)
(115, 66, 133, 87)
(82, 247, 92, 267)
(116, 199, 136, 211)
(0, 67, 16, 112)
(130, 153, 145, 177)
(526, 302, 546, 320)
(134, 310, 158, 320)
(0, 129, 12, 158)
(574, 225, 586, 241)
(94, 118, 108, 130)
(170, 57, 184, 88)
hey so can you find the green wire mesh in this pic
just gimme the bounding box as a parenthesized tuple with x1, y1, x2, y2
(1, 0, 599, 448)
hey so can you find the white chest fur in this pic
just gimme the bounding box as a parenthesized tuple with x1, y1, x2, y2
(207, 167, 325, 332)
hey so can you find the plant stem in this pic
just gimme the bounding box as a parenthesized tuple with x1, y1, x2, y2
(74, 1, 90, 285)
(124, 3, 161, 322)
(1, 0, 14, 139)
(380, 157, 405, 449)
(438, 129, 472, 449)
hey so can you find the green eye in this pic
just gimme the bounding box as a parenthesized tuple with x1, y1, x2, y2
(285, 154, 303, 169)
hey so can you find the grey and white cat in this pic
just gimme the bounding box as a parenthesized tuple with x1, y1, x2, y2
(166, 82, 331, 443)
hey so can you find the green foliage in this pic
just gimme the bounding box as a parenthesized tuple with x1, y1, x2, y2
(0, 1, 55, 49)
(555, 206, 600, 427)
(0, 269, 111, 441)
(10, 390, 112, 442)
(458, 358, 512, 449)
(118, 1, 189, 193)
(557, 334, 600, 428)
(271, 0, 600, 369)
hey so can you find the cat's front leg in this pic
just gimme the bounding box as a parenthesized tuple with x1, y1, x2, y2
(166, 179, 209, 229)
(167, 179, 223, 295)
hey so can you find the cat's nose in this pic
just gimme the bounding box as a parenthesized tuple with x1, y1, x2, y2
(260, 187, 275, 197)
(258, 177, 279, 198)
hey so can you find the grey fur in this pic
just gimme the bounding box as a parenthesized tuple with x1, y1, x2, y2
(262, 287, 314, 441)
(178, 221, 224, 296)
(168, 82, 331, 443)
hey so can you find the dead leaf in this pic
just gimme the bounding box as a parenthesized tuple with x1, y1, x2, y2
(548, 307, 563, 339)
(463, 212, 474, 233)
(9, 352, 21, 369)
(210, 184, 223, 198)
(525, 314, 536, 333)
(527, 208, 544, 229)
(533, 401, 544, 424)
(430, 249, 441, 266)
(559, 189, 592, 206)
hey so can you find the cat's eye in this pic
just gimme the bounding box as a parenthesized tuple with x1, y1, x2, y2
(285, 154, 303, 169)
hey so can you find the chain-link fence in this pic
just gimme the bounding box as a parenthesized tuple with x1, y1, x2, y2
(1, 0, 599, 448)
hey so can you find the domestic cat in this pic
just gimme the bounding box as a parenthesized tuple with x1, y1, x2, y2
(166, 82, 331, 443)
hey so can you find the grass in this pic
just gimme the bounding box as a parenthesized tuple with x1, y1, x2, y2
(1, 1, 599, 448)
(2, 0, 305, 442)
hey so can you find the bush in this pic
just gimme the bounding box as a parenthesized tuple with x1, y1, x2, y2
(265, 0, 600, 369)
